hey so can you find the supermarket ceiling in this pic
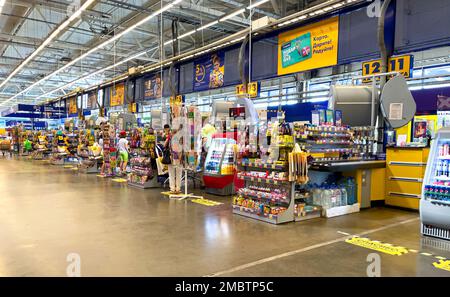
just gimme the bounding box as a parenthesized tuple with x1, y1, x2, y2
(0, 0, 320, 106)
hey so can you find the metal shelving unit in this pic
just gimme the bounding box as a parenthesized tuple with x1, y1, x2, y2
(233, 162, 295, 224)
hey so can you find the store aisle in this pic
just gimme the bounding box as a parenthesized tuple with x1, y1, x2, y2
(0, 159, 448, 276)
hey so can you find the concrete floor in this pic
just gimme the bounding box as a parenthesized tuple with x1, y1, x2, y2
(0, 157, 449, 276)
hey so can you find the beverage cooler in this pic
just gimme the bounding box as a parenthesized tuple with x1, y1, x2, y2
(203, 138, 237, 196)
(421, 128, 450, 240)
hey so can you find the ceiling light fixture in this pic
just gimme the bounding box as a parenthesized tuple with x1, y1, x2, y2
(219, 8, 245, 22)
(178, 30, 196, 39)
(196, 20, 218, 31)
(246, 0, 269, 10)
(1, 0, 184, 106)
(0, 0, 97, 91)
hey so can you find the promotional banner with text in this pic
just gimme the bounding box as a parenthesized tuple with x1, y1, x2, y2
(278, 16, 339, 76)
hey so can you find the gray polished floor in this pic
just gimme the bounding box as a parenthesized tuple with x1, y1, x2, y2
(0, 157, 449, 276)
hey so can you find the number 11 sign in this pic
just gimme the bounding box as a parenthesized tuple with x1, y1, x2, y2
(362, 54, 414, 83)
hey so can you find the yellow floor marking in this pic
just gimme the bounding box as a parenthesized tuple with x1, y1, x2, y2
(345, 237, 409, 256)
(191, 198, 223, 207)
(63, 165, 73, 168)
(433, 260, 450, 272)
(421, 252, 433, 257)
(161, 191, 172, 196)
(112, 178, 127, 183)
(96, 174, 106, 178)
(71, 167, 78, 171)
(435, 256, 447, 260)
(408, 249, 418, 253)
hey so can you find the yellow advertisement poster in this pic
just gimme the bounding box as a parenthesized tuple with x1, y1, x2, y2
(110, 83, 125, 107)
(277, 16, 339, 76)
(68, 97, 77, 115)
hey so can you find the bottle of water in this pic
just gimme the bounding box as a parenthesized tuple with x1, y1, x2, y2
(321, 186, 331, 209)
(332, 184, 341, 208)
(312, 184, 320, 205)
(346, 178, 356, 205)
(341, 187, 348, 206)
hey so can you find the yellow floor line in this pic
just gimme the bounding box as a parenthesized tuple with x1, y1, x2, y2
(112, 178, 127, 183)
(191, 198, 223, 207)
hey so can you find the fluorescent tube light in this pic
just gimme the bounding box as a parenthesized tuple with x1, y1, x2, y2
(197, 20, 218, 31)
(178, 30, 196, 39)
(0, 0, 97, 90)
(219, 8, 245, 22)
(1, 0, 183, 106)
(246, 0, 269, 10)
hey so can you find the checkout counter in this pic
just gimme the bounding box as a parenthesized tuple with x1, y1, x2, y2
(310, 159, 387, 208)
(385, 146, 430, 210)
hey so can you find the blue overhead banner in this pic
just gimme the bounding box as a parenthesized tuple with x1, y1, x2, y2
(193, 51, 225, 92)
(144, 73, 163, 100)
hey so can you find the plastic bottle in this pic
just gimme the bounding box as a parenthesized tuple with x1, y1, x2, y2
(331, 184, 340, 208)
(443, 160, 448, 177)
(341, 187, 348, 206)
(321, 186, 331, 209)
(347, 178, 356, 205)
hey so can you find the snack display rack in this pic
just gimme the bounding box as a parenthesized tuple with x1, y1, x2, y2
(78, 143, 103, 174)
(421, 127, 450, 240)
(203, 137, 237, 195)
(127, 130, 159, 189)
(294, 124, 354, 159)
(234, 160, 295, 224)
(127, 155, 158, 189)
(101, 123, 116, 177)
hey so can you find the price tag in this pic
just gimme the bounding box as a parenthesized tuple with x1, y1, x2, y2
(272, 164, 276, 169)
(274, 180, 278, 185)
(257, 178, 262, 183)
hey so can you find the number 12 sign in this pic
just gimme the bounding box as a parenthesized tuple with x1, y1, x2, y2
(362, 55, 414, 83)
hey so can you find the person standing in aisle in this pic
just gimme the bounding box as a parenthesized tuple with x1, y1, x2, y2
(164, 124, 183, 194)
(117, 130, 129, 175)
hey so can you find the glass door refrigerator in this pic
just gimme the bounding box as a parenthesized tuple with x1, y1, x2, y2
(421, 127, 450, 240)
(203, 138, 237, 196)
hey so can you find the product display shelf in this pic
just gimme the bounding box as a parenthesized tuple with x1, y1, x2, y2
(127, 154, 158, 189)
(421, 128, 450, 240)
(233, 159, 295, 224)
(237, 190, 290, 205)
(237, 174, 290, 185)
(238, 161, 287, 171)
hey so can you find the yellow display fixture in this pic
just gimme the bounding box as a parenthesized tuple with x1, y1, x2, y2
(385, 147, 429, 210)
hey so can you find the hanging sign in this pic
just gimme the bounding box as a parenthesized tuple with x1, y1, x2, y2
(235, 82, 260, 98)
(193, 51, 225, 91)
(144, 73, 163, 100)
(127, 103, 138, 113)
(87, 91, 98, 110)
(169, 95, 184, 106)
(278, 16, 339, 76)
(362, 55, 414, 82)
(110, 83, 125, 106)
(68, 97, 77, 115)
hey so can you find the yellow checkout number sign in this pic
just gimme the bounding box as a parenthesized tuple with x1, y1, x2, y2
(362, 55, 414, 82)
